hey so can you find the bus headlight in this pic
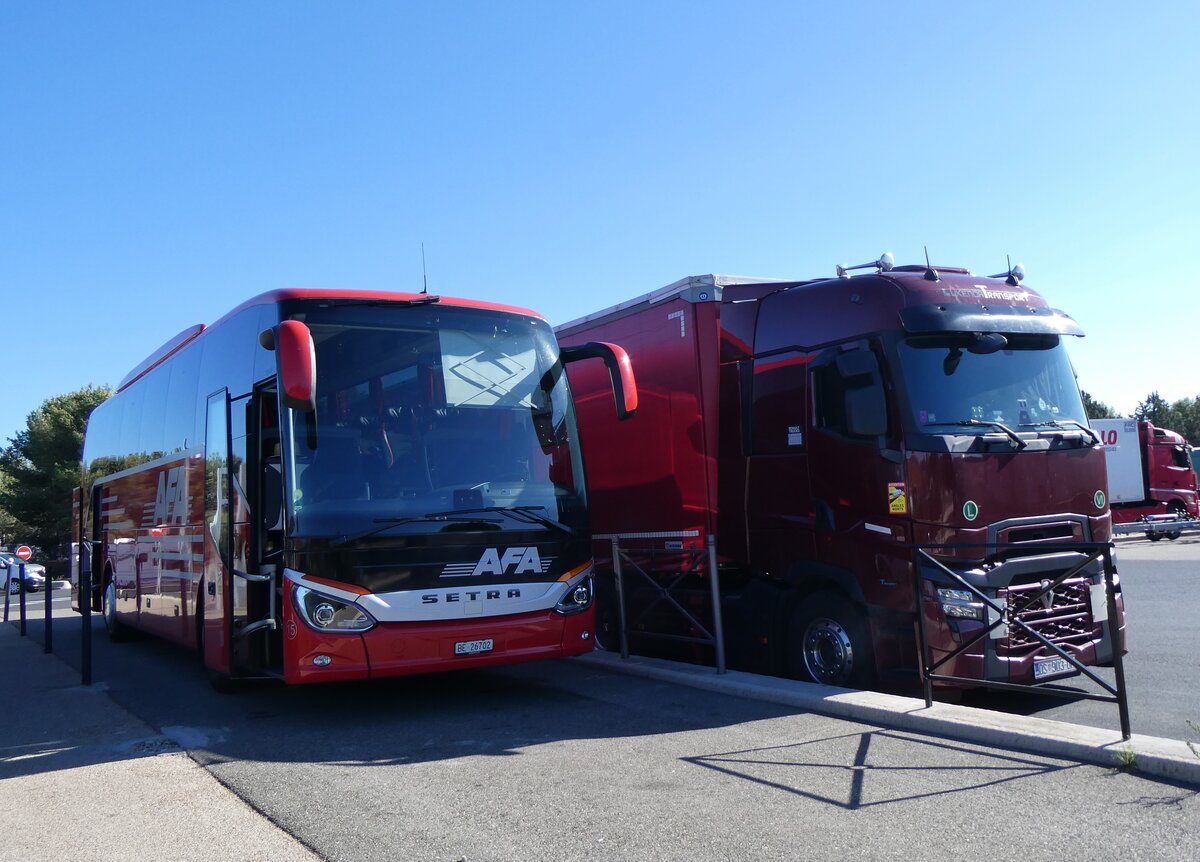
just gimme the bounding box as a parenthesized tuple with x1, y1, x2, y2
(293, 585, 376, 632)
(555, 575, 593, 616)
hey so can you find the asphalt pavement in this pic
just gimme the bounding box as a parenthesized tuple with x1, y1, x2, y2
(0, 620, 321, 862)
(2, 577, 1199, 862)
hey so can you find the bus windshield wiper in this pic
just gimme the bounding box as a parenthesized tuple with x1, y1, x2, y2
(1020, 419, 1101, 446)
(426, 505, 577, 536)
(925, 420, 1027, 450)
(329, 514, 502, 547)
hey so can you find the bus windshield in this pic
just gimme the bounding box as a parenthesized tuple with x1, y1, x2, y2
(282, 302, 586, 540)
(896, 333, 1088, 433)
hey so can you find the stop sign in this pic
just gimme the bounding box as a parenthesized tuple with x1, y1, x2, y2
(15, 545, 32, 561)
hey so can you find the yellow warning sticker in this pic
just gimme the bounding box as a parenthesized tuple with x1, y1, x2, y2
(888, 482, 908, 515)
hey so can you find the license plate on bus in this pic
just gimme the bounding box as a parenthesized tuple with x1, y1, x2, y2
(1033, 657, 1077, 680)
(454, 638, 494, 656)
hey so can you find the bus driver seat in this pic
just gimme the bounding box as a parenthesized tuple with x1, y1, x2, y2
(300, 434, 369, 502)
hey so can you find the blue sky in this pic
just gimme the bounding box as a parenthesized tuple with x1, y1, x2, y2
(3, 1, 1197, 444)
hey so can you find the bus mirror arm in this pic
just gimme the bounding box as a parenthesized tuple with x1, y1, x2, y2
(561, 342, 638, 421)
(261, 322, 317, 414)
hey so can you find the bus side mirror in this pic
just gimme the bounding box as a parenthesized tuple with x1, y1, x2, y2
(561, 341, 638, 421)
(260, 321, 316, 413)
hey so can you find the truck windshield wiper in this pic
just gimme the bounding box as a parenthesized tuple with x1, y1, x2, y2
(329, 514, 503, 547)
(1020, 420, 1101, 446)
(426, 505, 577, 536)
(925, 420, 1027, 450)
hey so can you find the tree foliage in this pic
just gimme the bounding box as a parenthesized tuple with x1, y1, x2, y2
(1134, 391, 1172, 426)
(0, 468, 20, 545)
(1080, 390, 1121, 420)
(0, 385, 111, 554)
(1130, 390, 1200, 446)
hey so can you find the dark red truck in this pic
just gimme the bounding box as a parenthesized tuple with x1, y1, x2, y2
(557, 258, 1126, 689)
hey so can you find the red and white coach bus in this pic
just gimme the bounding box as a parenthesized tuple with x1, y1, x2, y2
(75, 289, 636, 688)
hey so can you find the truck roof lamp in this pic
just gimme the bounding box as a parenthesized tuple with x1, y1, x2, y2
(989, 257, 1026, 286)
(836, 251, 894, 278)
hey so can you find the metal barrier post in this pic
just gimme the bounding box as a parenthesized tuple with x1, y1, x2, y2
(80, 491, 92, 686)
(1103, 545, 1132, 740)
(705, 534, 727, 674)
(911, 550, 934, 708)
(18, 562, 28, 636)
(611, 536, 629, 660)
(44, 560, 53, 653)
(2, 563, 10, 622)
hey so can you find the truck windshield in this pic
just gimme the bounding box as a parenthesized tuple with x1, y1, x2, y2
(896, 333, 1088, 433)
(282, 303, 587, 540)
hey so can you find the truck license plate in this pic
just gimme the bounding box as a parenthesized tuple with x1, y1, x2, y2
(454, 638, 494, 656)
(1033, 657, 1076, 680)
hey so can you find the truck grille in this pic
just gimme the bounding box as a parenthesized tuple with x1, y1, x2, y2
(1000, 577, 1094, 652)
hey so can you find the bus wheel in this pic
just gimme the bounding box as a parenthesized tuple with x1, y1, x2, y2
(787, 592, 874, 689)
(102, 575, 130, 642)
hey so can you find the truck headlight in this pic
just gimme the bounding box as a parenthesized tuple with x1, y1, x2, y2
(293, 585, 375, 632)
(937, 587, 984, 621)
(555, 575, 593, 616)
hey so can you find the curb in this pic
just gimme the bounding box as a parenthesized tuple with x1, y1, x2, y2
(578, 650, 1200, 786)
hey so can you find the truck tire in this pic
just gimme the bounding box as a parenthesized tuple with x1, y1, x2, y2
(787, 591, 875, 689)
(101, 571, 130, 642)
(1165, 503, 1186, 540)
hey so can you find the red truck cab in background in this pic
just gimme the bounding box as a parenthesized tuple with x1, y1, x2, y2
(557, 259, 1126, 689)
(1091, 419, 1198, 531)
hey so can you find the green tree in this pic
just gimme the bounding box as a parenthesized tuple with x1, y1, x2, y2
(0, 468, 22, 546)
(1134, 391, 1172, 426)
(1080, 390, 1121, 420)
(1166, 395, 1200, 446)
(0, 385, 111, 554)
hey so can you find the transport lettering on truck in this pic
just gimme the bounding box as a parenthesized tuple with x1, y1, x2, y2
(557, 256, 1126, 689)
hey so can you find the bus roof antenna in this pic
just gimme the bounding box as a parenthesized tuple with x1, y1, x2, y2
(421, 242, 428, 295)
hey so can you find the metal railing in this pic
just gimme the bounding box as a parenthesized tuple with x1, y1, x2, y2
(600, 531, 727, 674)
(912, 541, 1130, 739)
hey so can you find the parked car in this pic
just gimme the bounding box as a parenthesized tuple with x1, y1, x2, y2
(1, 553, 47, 594)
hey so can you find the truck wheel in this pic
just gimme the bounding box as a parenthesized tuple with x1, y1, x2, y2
(102, 574, 130, 642)
(1165, 503, 1186, 540)
(787, 592, 875, 689)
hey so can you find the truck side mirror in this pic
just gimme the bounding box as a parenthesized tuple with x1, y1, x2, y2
(845, 383, 888, 437)
(835, 350, 879, 377)
(561, 342, 638, 420)
(836, 349, 887, 437)
(260, 321, 316, 413)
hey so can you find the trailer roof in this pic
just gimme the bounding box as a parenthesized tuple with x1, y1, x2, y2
(555, 274, 787, 333)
